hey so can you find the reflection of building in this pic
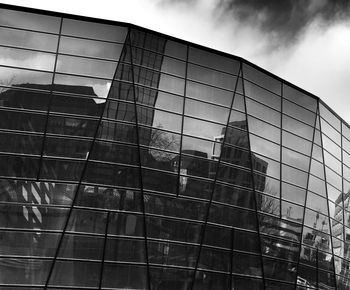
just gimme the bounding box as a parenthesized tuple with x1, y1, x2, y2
(2, 4, 350, 289)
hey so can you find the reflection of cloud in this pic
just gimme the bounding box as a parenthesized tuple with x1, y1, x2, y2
(93, 82, 111, 102)
(0, 53, 55, 71)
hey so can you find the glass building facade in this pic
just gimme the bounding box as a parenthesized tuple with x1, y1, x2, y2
(0, 4, 350, 290)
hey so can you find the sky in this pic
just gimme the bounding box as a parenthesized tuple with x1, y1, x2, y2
(2, 0, 350, 124)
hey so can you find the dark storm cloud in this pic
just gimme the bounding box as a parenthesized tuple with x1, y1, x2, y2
(215, 0, 350, 44)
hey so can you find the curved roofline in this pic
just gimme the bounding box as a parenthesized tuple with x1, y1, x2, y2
(0, 3, 345, 128)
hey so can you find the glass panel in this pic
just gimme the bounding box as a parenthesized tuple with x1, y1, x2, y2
(138, 107, 182, 132)
(56, 54, 117, 78)
(91, 141, 138, 165)
(0, 132, 42, 155)
(249, 134, 280, 161)
(282, 147, 310, 171)
(59, 36, 123, 59)
(283, 84, 317, 112)
(246, 97, 281, 126)
(62, 18, 127, 42)
(0, 66, 53, 87)
(188, 46, 240, 74)
(40, 159, 84, 181)
(187, 63, 236, 90)
(183, 116, 225, 141)
(0, 155, 39, 178)
(282, 200, 304, 221)
(282, 164, 308, 188)
(49, 260, 100, 287)
(321, 119, 341, 145)
(186, 80, 233, 107)
(161, 56, 186, 77)
(282, 182, 306, 205)
(0, 8, 60, 33)
(54, 73, 112, 99)
(283, 99, 316, 126)
(0, 109, 46, 132)
(185, 98, 230, 124)
(248, 116, 280, 143)
(244, 80, 281, 110)
(97, 121, 137, 143)
(66, 208, 107, 234)
(323, 135, 341, 160)
(108, 213, 144, 237)
(282, 130, 312, 155)
(232, 252, 262, 276)
(158, 73, 185, 95)
(0, 46, 55, 71)
(164, 40, 187, 59)
(0, 26, 59, 51)
(308, 175, 326, 197)
(105, 237, 145, 262)
(282, 114, 314, 140)
(243, 63, 281, 95)
(150, 267, 193, 290)
(320, 102, 341, 132)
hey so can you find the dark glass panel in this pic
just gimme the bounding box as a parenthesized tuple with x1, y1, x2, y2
(0, 204, 69, 230)
(49, 260, 100, 287)
(297, 263, 317, 289)
(0, 132, 42, 155)
(146, 216, 202, 244)
(258, 193, 280, 216)
(150, 267, 193, 290)
(185, 98, 230, 124)
(47, 115, 99, 137)
(161, 56, 186, 77)
(56, 54, 117, 79)
(105, 87, 134, 114)
(282, 182, 306, 205)
(114, 62, 133, 82)
(261, 235, 300, 261)
(209, 203, 257, 230)
(217, 163, 253, 188)
(282, 147, 310, 171)
(203, 224, 232, 249)
(0, 258, 51, 285)
(158, 73, 185, 95)
(246, 97, 281, 126)
(283, 98, 316, 126)
(224, 126, 249, 148)
(248, 116, 280, 143)
(141, 147, 177, 172)
(198, 247, 230, 272)
(62, 18, 127, 42)
(193, 271, 230, 290)
(142, 168, 177, 194)
(232, 252, 262, 276)
(0, 66, 53, 88)
(108, 213, 144, 237)
(84, 162, 140, 188)
(66, 208, 107, 234)
(0, 26, 59, 51)
(164, 40, 187, 59)
(40, 159, 84, 181)
(233, 229, 260, 253)
(59, 36, 123, 60)
(220, 144, 251, 169)
(232, 276, 264, 290)
(91, 141, 138, 165)
(178, 175, 213, 200)
(263, 257, 296, 282)
(76, 185, 142, 212)
(0, 8, 60, 33)
(249, 134, 280, 161)
(187, 63, 236, 90)
(58, 234, 104, 260)
(0, 46, 55, 71)
(181, 135, 218, 160)
(213, 182, 255, 209)
(145, 193, 207, 221)
(54, 73, 112, 98)
(283, 84, 317, 112)
(179, 153, 216, 179)
(283, 114, 314, 140)
(44, 136, 91, 159)
(282, 130, 312, 155)
(0, 109, 46, 132)
(140, 126, 180, 153)
(243, 63, 281, 95)
(105, 237, 145, 263)
(188, 46, 240, 74)
(186, 80, 233, 107)
(0, 155, 39, 178)
(149, 240, 198, 267)
(0, 180, 76, 205)
(97, 121, 138, 143)
(131, 46, 164, 68)
(0, 230, 59, 257)
(0, 87, 50, 111)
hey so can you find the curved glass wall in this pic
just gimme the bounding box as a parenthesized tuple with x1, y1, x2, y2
(0, 5, 349, 290)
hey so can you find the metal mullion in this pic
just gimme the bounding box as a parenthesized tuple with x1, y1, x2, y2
(43, 26, 131, 289)
(128, 29, 151, 290)
(240, 64, 266, 290)
(177, 44, 189, 197)
(98, 211, 110, 289)
(0, 64, 53, 74)
(279, 82, 283, 220)
(0, 23, 59, 36)
(0, 43, 57, 55)
(189, 63, 242, 290)
(341, 123, 346, 284)
(319, 104, 338, 290)
(36, 17, 63, 180)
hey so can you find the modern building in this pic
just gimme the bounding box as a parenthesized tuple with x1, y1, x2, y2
(0, 3, 350, 289)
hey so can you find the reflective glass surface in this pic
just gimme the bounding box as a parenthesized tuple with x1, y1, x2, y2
(0, 5, 350, 290)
